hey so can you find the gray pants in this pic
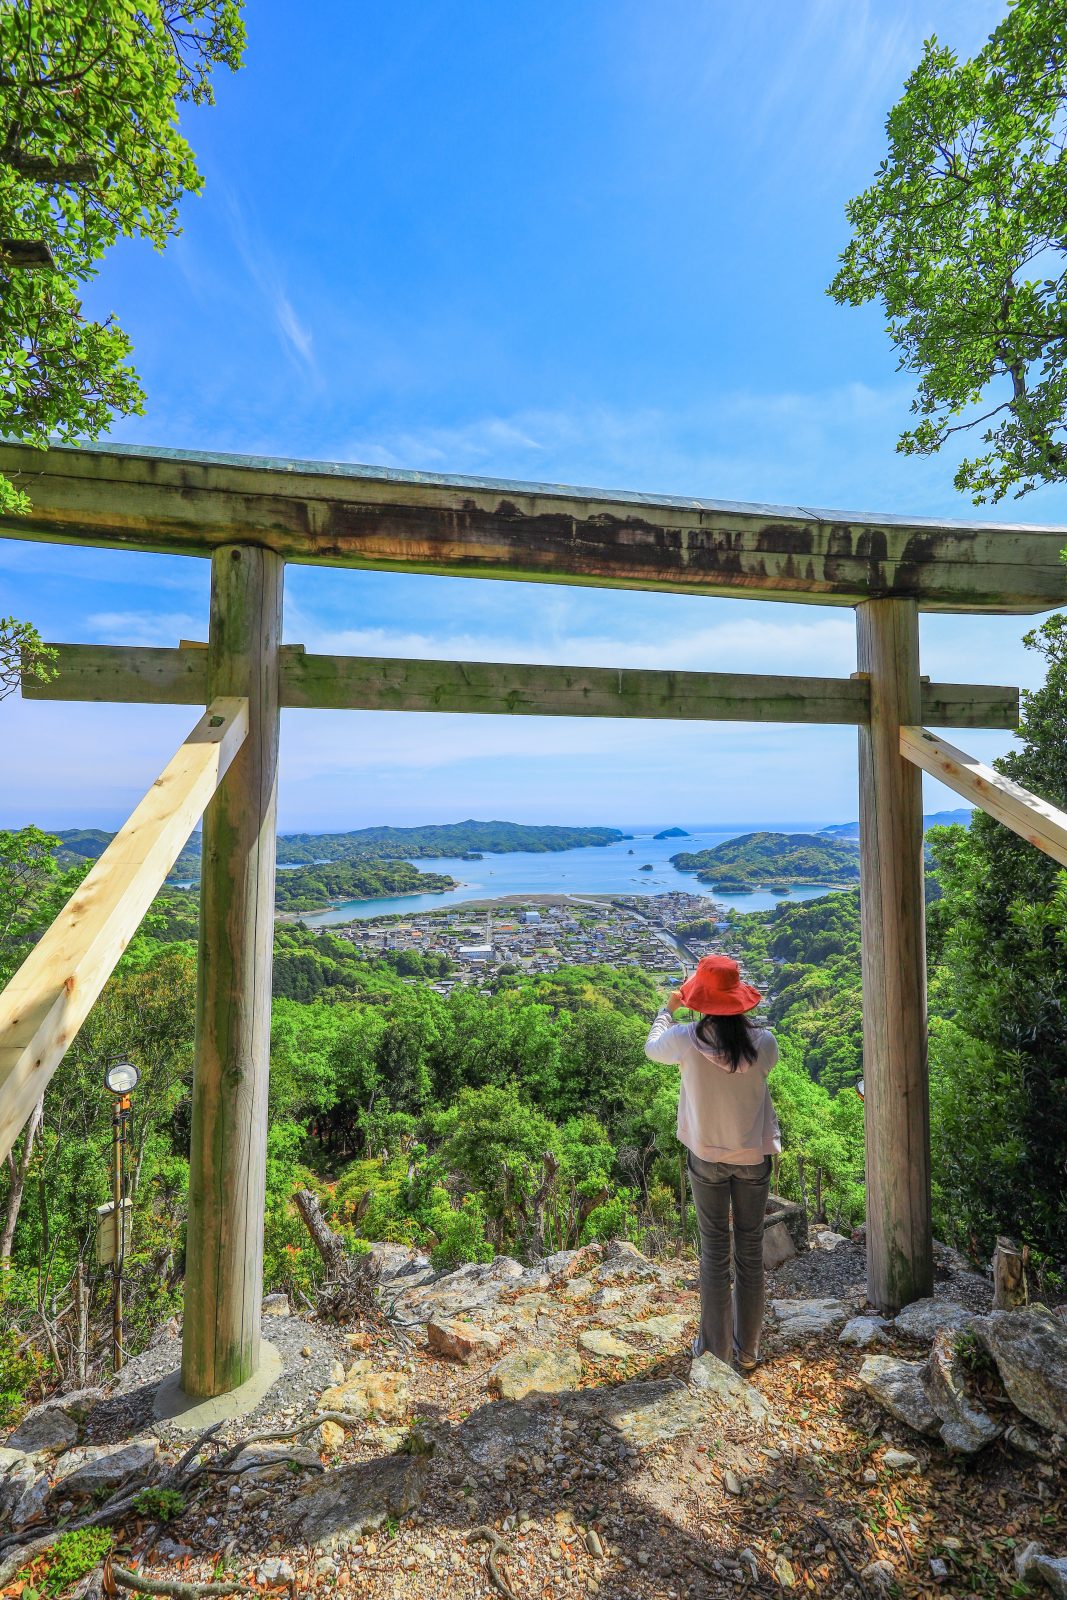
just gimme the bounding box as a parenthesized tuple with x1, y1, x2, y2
(686, 1151, 771, 1367)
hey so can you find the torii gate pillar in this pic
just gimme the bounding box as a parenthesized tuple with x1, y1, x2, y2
(857, 598, 933, 1315)
(182, 545, 283, 1397)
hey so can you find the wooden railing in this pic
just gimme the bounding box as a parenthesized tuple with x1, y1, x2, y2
(0, 697, 248, 1164)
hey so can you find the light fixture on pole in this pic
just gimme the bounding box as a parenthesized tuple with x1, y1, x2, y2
(102, 1056, 139, 1371)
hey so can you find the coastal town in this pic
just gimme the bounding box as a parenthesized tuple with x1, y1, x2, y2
(321, 889, 737, 990)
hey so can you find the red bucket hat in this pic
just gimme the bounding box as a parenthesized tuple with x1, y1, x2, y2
(679, 954, 762, 1016)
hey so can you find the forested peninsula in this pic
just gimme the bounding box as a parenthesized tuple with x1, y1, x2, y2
(671, 830, 861, 890)
(274, 859, 457, 913)
(275, 821, 626, 864)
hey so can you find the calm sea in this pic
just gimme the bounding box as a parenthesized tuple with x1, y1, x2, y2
(300, 824, 846, 926)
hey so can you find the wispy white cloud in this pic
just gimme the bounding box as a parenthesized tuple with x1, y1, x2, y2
(85, 610, 203, 647)
(217, 186, 317, 378)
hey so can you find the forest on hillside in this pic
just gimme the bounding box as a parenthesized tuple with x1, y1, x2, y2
(1, 616, 1065, 1411)
(671, 831, 861, 890)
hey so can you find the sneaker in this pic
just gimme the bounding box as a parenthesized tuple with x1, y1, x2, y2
(691, 1335, 706, 1358)
(736, 1354, 758, 1374)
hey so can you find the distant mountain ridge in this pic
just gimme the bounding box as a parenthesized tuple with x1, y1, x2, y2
(48, 820, 626, 883)
(820, 809, 972, 840)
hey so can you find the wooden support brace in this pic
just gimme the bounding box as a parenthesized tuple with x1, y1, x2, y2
(0, 699, 248, 1165)
(900, 726, 1067, 868)
(22, 643, 1023, 731)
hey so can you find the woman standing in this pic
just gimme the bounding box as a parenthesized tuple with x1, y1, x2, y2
(645, 954, 780, 1371)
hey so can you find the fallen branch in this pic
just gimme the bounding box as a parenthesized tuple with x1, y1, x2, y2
(811, 1516, 873, 1600)
(469, 1525, 520, 1600)
(108, 1562, 252, 1598)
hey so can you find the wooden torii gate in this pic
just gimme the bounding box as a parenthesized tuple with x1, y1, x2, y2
(3, 439, 1067, 1401)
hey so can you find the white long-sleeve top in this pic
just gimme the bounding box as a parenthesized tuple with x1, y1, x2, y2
(644, 1009, 781, 1164)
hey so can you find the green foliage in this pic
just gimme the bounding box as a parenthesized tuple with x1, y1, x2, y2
(0, 825, 88, 985)
(273, 859, 456, 913)
(275, 821, 625, 864)
(672, 832, 859, 890)
(926, 617, 1067, 1260)
(24, 1527, 112, 1596)
(131, 1487, 186, 1522)
(0, 1, 245, 510)
(830, 0, 1067, 501)
(0, 616, 55, 703)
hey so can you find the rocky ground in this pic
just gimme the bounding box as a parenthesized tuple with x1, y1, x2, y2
(2, 1235, 1066, 1600)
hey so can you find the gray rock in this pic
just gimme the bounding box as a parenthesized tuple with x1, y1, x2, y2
(812, 1229, 848, 1252)
(262, 1292, 291, 1316)
(255, 1557, 295, 1587)
(364, 1241, 434, 1287)
(578, 1329, 635, 1359)
(1005, 1423, 1063, 1461)
(766, 1194, 808, 1255)
(7, 1405, 79, 1455)
(0, 1447, 49, 1528)
(771, 1298, 849, 1339)
(762, 1218, 797, 1270)
(594, 1240, 662, 1283)
(489, 1347, 582, 1400)
(861, 1559, 896, 1594)
(389, 1255, 522, 1326)
(5, 1385, 103, 1455)
(893, 1298, 976, 1343)
(1016, 1542, 1067, 1598)
(279, 1453, 430, 1550)
(228, 1443, 323, 1482)
(882, 1448, 919, 1472)
(616, 1313, 688, 1347)
(839, 1316, 890, 1349)
(973, 1305, 1067, 1435)
(688, 1353, 772, 1422)
(156, 1539, 194, 1562)
(858, 1355, 940, 1437)
(923, 1328, 1002, 1454)
(53, 1440, 158, 1496)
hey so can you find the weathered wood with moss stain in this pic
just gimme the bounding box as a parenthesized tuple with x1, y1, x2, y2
(1, 441, 1065, 612)
(182, 546, 282, 1400)
(0, 699, 248, 1167)
(22, 643, 211, 704)
(857, 599, 933, 1316)
(23, 642, 1022, 730)
(901, 726, 1067, 867)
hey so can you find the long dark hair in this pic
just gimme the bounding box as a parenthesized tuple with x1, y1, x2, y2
(695, 1011, 761, 1073)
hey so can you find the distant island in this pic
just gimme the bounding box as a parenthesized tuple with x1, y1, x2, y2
(274, 859, 457, 914)
(275, 821, 627, 865)
(671, 831, 860, 891)
(821, 809, 972, 840)
(653, 827, 689, 840)
(639, 863, 654, 871)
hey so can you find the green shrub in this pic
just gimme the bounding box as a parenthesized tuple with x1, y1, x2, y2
(132, 1487, 186, 1521)
(23, 1528, 112, 1596)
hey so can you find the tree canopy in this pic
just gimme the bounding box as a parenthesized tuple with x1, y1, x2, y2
(830, 0, 1067, 501)
(0, 0, 245, 515)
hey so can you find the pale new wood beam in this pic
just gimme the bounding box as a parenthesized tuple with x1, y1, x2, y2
(0, 698, 249, 1164)
(23, 643, 1022, 730)
(900, 726, 1067, 868)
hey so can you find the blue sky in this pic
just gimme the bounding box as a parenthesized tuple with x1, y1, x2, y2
(3, 0, 1065, 832)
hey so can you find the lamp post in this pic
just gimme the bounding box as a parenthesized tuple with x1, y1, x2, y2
(103, 1057, 139, 1371)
